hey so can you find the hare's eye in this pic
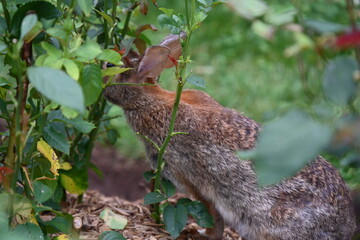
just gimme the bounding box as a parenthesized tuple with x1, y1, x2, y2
(106, 63, 116, 68)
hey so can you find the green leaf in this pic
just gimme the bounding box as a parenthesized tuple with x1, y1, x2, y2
(187, 75, 206, 88)
(10, 1, 61, 37)
(95, 9, 114, 26)
(0, 17, 6, 35)
(102, 67, 131, 77)
(78, 0, 93, 16)
(99, 231, 126, 240)
(100, 208, 128, 230)
(27, 66, 85, 113)
(264, 8, 296, 26)
(144, 192, 166, 204)
(43, 126, 70, 155)
(46, 28, 67, 42)
(10, 223, 45, 240)
(0, 211, 9, 234)
(157, 14, 180, 34)
(61, 106, 79, 119)
(49, 110, 95, 134)
(0, 193, 10, 233)
(33, 179, 58, 203)
(159, 7, 174, 17)
(60, 169, 88, 195)
(41, 42, 62, 58)
(143, 171, 155, 183)
(106, 129, 119, 145)
(74, 40, 102, 62)
(0, 56, 16, 87)
(20, 14, 37, 40)
(97, 49, 122, 65)
(304, 20, 348, 34)
(163, 205, 188, 239)
(63, 59, 80, 81)
(81, 64, 103, 106)
(176, 198, 192, 206)
(323, 57, 358, 106)
(162, 179, 176, 198)
(195, 11, 207, 24)
(197, 0, 213, 6)
(0, 43, 6, 52)
(61, 116, 95, 133)
(185, 201, 214, 228)
(13, 194, 33, 220)
(251, 20, 274, 40)
(227, 0, 268, 20)
(251, 111, 332, 186)
(39, 214, 73, 234)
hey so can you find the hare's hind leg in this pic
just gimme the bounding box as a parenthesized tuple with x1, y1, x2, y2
(205, 203, 224, 240)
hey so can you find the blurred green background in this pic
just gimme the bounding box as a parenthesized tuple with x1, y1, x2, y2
(106, 0, 360, 188)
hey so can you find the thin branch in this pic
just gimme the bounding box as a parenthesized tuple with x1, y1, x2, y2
(170, 131, 189, 137)
(121, 3, 138, 39)
(137, 132, 161, 152)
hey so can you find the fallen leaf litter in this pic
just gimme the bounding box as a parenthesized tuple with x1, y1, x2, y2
(59, 190, 242, 240)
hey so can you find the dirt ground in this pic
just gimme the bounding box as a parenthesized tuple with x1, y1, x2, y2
(89, 145, 149, 201)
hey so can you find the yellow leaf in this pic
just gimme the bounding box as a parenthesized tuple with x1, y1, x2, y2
(37, 138, 60, 176)
(60, 162, 72, 170)
(55, 234, 70, 240)
(60, 173, 86, 195)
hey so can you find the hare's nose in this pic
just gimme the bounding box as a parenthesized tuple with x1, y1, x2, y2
(106, 63, 116, 68)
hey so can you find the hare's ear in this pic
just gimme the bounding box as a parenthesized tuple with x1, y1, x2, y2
(137, 46, 171, 79)
(159, 32, 186, 68)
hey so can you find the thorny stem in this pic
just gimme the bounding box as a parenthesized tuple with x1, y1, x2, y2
(104, 0, 110, 48)
(152, 0, 195, 222)
(121, 3, 138, 39)
(111, 0, 119, 46)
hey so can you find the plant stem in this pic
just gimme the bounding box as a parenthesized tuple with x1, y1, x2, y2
(111, 0, 118, 45)
(121, 9, 133, 39)
(1, 0, 11, 29)
(152, 0, 195, 221)
(103, 0, 110, 48)
(83, 97, 107, 164)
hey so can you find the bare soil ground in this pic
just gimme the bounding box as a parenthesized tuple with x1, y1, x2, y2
(89, 145, 149, 201)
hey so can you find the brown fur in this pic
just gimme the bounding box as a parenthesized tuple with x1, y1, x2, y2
(103, 34, 357, 240)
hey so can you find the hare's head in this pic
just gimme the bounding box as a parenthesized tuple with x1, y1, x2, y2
(103, 33, 185, 109)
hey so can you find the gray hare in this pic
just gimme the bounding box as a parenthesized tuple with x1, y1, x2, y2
(104, 34, 357, 240)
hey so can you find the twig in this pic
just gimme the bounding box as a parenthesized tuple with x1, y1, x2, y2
(136, 132, 161, 152)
